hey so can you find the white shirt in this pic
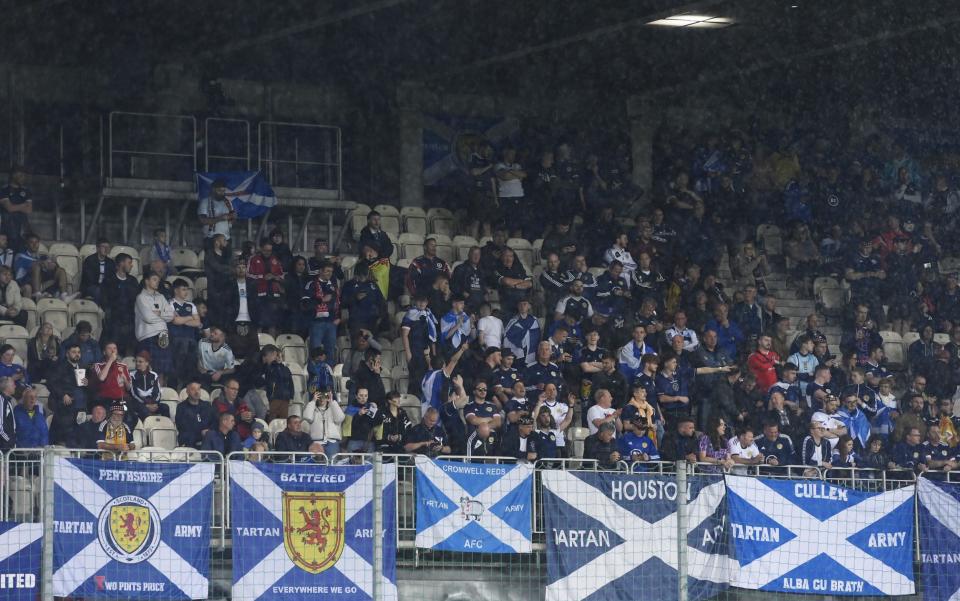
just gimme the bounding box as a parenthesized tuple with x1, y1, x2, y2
(198, 340, 237, 372)
(727, 436, 761, 474)
(477, 315, 504, 349)
(236, 280, 250, 322)
(811, 411, 845, 449)
(495, 162, 524, 198)
(665, 326, 699, 352)
(603, 246, 637, 281)
(586, 404, 616, 435)
(134, 290, 173, 341)
(198, 197, 233, 239)
(544, 399, 569, 446)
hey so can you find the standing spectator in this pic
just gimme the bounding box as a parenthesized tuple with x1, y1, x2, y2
(12, 234, 39, 291)
(603, 233, 637, 285)
(500, 415, 537, 462)
(466, 422, 500, 459)
(659, 417, 699, 462)
(401, 294, 437, 394)
(451, 246, 486, 312)
(476, 303, 504, 351)
(0, 378, 14, 451)
(727, 425, 763, 474)
(0, 234, 13, 269)
(0, 266, 25, 327)
(352, 348, 386, 406)
(81, 238, 115, 304)
(302, 388, 345, 458)
(147, 229, 174, 275)
(495, 147, 528, 237)
(747, 334, 780, 394)
(541, 218, 579, 268)
(102, 253, 139, 356)
(439, 294, 474, 357)
(27, 322, 60, 383)
(204, 234, 234, 326)
(346, 388, 380, 453)
(303, 260, 340, 366)
(201, 412, 243, 456)
(340, 263, 385, 337)
(533, 383, 574, 457)
(656, 354, 691, 425)
(495, 248, 533, 314)
(801, 421, 834, 472)
(844, 239, 886, 327)
(586, 388, 621, 436)
(13, 388, 46, 448)
(378, 391, 412, 454)
(755, 421, 796, 470)
(0, 166, 31, 251)
(97, 403, 135, 458)
(169, 279, 202, 387)
(358, 211, 394, 260)
(175, 382, 217, 449)
(248, 238, 285, 337)
(463, 379, 503, 435)
(47, 343, 88, 447)
(731, 241, 771, 292)
(504, 297, 540, 367)
(91, 341, 130, 411)
(889, 427, 927, 475)
(250, 345, 295, 419)
(198, 179, 235, 248)
(405, 408, 451, 456)
(406, 239, 451, 297)
(732, 285, 764, 342)
(223, 262, 259, 360)
(135, 272, 174, 381)
(540, 253, 567, 317)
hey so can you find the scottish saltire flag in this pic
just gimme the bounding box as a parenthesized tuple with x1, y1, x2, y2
(725, 476, 915, 596)
(415, 456, 532, 553)
(52, 458, 214, 599)
(0, 522, 41, 601)
(918, 478, 960, 601)
(504, 314, 541, 367)
(542, 471, 729, 601)
(230, 461, 397, 601)
(197, 171, 277, 219)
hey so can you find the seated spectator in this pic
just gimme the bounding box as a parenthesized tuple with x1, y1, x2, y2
(586, 388, 621, 436)
(836, 392, 872, 450)
(377, 391, 410, 454)
(135, 272, 175, 380)
(727, 425, 763, 474)
(175, 382, 217, 449)
(893, 394, 927, 442)
(0, 344, 26, 392)
(859, 435, 889, 475)
(731, 241, 771, 292)
(60, 320, 99, 367)
(147, 228, 174, 274)
(829, 434, 858, 475)
(801, 421, 834, 472)
(201, 412, 243, 457)
(697, 416, 734, 472)
(213, 377, 242, 415)
(603, 233, 637, 284)
(26, 322, 59, 383)
(810, 394, 848, 449)
(274, 415, 313, 460)
(495, 248, 533, 314)
(12, 234, 39, 291)
(922, 425, 958, 474)
(81, 238, 115, 304)
(129, 351, 167, 417)
(0, 234, 13, 269)
(0, 166, 32, 251)
(476, 303, 504, 351)
(13, 388, 47, 448)
(533, 383, 574, 457)
(466, 421, 500, 459)
(584, 421, 620, 469)
(198, 327, 237, 387)
(246, 345, 295, 419)
(79, 404, 106, 450)
(29, 252, 71, 302)
(301, 388, 344, 457)
(660, 417, 699, 462)
(346, 388, 379, 453)
(619, 418, 660, 464)
(242, 421, 268, 451)
(358, 211, 394, 260)
(889, 426, 927, 475)
(531, 407, 559, 461)
(755, 421, 796, 470)
(0, 266, 25, 327)
(500, 415, 537, 462)
(769, 362, 803, 414)
(594, 261, 630, 319)
(97, 402, 136, 458)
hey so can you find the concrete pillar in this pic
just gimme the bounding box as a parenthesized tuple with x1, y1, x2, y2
(626, 96, 659, 200)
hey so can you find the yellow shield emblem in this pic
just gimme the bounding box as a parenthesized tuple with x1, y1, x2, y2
(283, 492, 345, 574)
(109, 505, 150, 554)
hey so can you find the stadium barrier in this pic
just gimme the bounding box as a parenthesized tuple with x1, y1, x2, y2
(4, 448, 960, 600)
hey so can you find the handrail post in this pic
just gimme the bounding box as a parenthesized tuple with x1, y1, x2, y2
(676, 460, 688, 601)
(372, 452, 384, 601)
(41, 449, 56, 601)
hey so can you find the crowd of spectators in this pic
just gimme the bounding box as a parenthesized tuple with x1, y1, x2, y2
(0, 126, 960, 475)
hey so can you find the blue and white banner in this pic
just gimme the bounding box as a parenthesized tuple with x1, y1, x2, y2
(725, 476, 915, 596)
(918, 477, 960, 601)
(542, 471, 729, 601)
(415, 456, 532, 553)
(230, 461, 397, 601)
(197, 171, 277, 219)
(0, 522, 41, 601)
(52, 458, 214, 599)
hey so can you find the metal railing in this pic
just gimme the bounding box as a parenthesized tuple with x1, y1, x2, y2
(258, 121, 342, 194)
(204, 117, 251, 172)
(108, 112, 197, 181)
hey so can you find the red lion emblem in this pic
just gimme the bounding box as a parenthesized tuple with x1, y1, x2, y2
(120, 512, 140, 540)
(296, 506, 332, 547)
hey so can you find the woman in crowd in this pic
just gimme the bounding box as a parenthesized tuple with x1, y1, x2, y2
(27, 322, 59, 383)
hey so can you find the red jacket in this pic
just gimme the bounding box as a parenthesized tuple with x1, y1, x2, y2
(93, 361, 130, 401)
(248, 253, 284, 298)
(747, 350, 780, 393)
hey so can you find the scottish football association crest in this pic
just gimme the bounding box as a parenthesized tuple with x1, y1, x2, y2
(98, 495, 162, 563)
(283, 491, 345, 574)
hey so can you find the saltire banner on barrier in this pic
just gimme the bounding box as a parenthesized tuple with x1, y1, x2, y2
(542, 471, 729, 601)
(918, 477, 960, 601)
(230, 461, 397, 601)
(52, 458, 214, 599)
(414, 456, 533, 553)
(197, 171, 277, 219)
(0, 522, 41, 601)
(725, 475, 915, 596)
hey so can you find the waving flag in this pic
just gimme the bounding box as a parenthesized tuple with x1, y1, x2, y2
(725, 475, 914, 596)
(230, 461, 397, 601)
(197, 171, 277, 219)
(415, 456, 532, 553)
(918, 478, 960, 601)
(52, 457, 214, 599)
(543, 470, 729, 601)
